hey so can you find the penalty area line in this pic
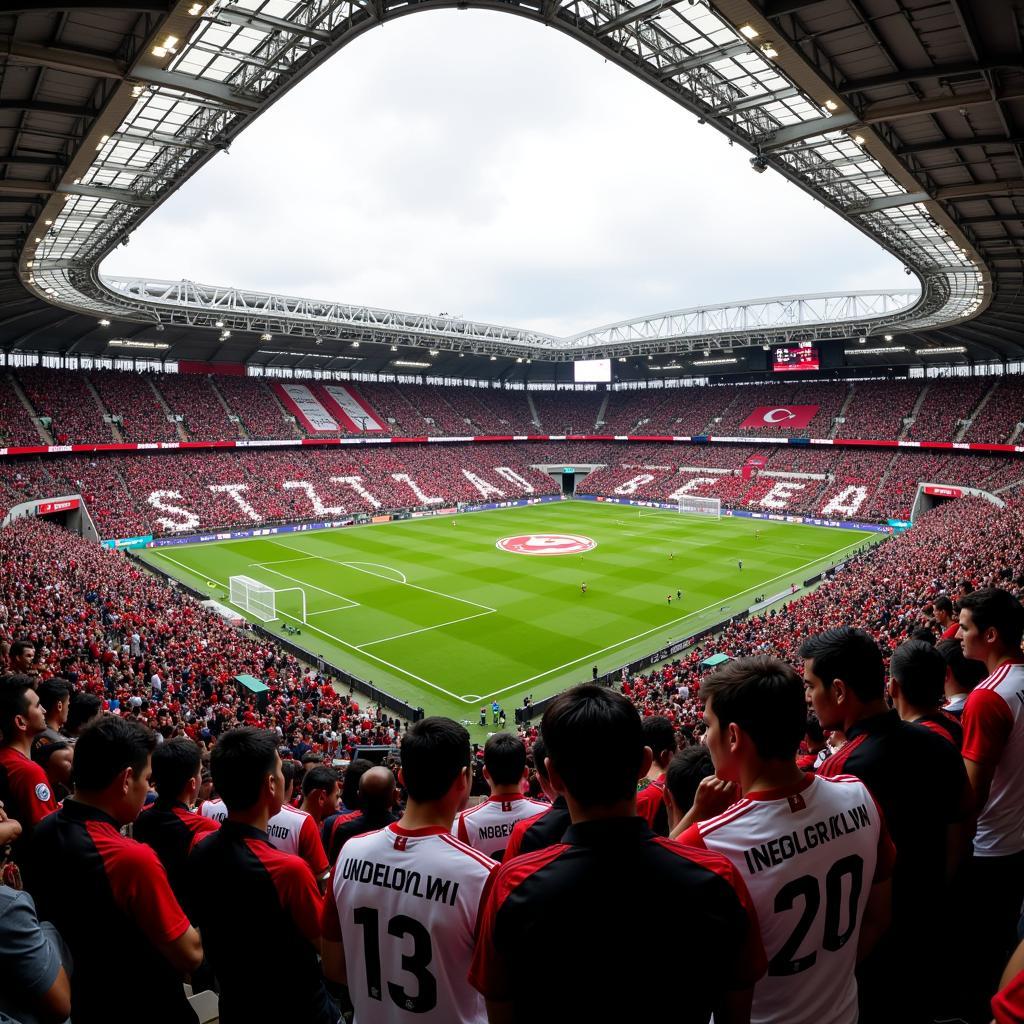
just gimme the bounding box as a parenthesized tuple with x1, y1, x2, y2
(356, 609, 495, 649)
(152, 553, 468, 704)
(467, 532, 871, 704)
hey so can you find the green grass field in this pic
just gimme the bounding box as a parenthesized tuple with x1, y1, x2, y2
(140, 501, 880, 724)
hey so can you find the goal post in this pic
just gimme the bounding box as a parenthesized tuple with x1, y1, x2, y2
(229, 575, 277, 621)
(676, 496, 721, 519)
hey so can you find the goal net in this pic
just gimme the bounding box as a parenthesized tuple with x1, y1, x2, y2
(676, 496, 721, 519)
(229, 575, 276, 622)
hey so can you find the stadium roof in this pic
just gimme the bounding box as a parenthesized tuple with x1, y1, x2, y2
(0, 0, 1021, 376)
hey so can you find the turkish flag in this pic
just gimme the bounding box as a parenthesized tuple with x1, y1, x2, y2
(741, 405, 819, 429)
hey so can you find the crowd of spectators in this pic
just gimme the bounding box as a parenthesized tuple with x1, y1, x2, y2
(212, 376, 303, 440)
(155, 375, 244, 443)
(906, 377, 991, 442)
(835, 379, 924, 439)
(8, 367, 1024, 448)
(963, 375, 1024, 444)
(15, 369, 113, 446)
(1, 478, 1024, 1021)
(89, 371, 181, 443)
(2, 441, 1024, 538)
(0, 376, 44, 447)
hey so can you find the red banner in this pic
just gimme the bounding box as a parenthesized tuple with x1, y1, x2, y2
(37, 498, 79, 515)
(923, 485, 963, 498)
(741, 405, 819, 429)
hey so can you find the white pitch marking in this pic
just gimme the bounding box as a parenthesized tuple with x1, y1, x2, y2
(262, 539, 497, 614)
(151, 552, 466, 703)
(464, 533, 873, 704)
(255, 566, 360, 609)
(357, 609, 495, 649)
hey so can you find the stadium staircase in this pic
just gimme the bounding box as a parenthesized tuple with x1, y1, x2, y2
(829, 384, 856, 439)
(147, 377, 189, 441)
(526, 392, 541, 429)
(8, 374, 53, 444)
(263, 380, 303, 438)
(900, 383, 931, 439)
(595, 390, 611, 431)
(83, 377, 122, 441)
(209, 377, 250, 438)
(1010, 422, 1024, 444)
(956, 379, 1000, 441)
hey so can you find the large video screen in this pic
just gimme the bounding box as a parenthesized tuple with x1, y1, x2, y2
(773, 346, 820, 373)
(574, 358, 611, 384)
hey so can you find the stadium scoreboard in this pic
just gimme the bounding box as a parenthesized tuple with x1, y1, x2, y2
(772, 346, 820, 372)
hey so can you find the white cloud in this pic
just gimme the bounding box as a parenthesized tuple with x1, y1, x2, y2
(102, 10, 907, 336)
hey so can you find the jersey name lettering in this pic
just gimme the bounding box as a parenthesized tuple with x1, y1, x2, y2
(743, 803, 870, 875)
(341, 856, 462, 906)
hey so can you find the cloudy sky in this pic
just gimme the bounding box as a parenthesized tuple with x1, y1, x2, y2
(102, 10, 907, 337)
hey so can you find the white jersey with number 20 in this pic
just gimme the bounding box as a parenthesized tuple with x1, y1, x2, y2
(332, 823, 496, 1024)
(681, 774, 894, 1024)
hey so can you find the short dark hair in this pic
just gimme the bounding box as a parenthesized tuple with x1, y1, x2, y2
(72, 717, 156, 791)
(542, 685, 644, 807)
(341, 758, 374, 811)
(400, 718, 470, 802)
(933, 595, 954, 616)
(281, 758, 300, 790)
(664, 746, 714, 812)
(0, 674, 34, 739)
(936, 638, 987, 691)
(799, 627, 885, 703)
(36, 677, 72, 713)
(701, 656, 806, 761)
(66, 690, 102, 732)
(889, 639, 946, 710)
(909, 627, 936, 645)
(960, 588, 1024, 649)
(150, 737, 202, 798)
(302, 765, 339, 798)
(483, 733, 526, 786)
(9, 639, 34, 660)
(530, 736, 549, 780)
(641, 716, 677, 758)
(211, 728, 279, 812)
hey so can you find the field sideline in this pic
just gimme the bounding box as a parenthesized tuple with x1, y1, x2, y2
(140, 501, 880, 723)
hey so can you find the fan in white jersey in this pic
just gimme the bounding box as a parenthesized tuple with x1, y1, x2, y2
(201, 794, 328, 878)
(672, 656, 894, 1024)
(452, 732, 547, 861)
(322, 717, 496, 1024)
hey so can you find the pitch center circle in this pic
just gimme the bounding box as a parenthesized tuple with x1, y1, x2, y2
(496, 533, 597, 555)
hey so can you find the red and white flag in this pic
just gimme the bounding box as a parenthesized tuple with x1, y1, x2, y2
(741, 405, 819, 429)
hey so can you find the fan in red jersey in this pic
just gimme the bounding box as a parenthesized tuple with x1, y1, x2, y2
(0, 676, 58, 862)
(957, 589, 1024, 1020)
(675, 656, 894, 1024)
(635, 715, 677, 836)
(452, 733, 546, 861)
(323, 718, 495, 1024)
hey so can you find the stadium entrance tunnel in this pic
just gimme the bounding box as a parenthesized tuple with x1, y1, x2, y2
(911, 482, 1005, 522)
(2, 493, 100, 542)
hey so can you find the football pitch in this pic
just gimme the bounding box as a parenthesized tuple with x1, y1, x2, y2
(140, 501, 881, 724)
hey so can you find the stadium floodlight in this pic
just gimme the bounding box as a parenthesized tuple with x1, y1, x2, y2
(260, 333, 272, 342)
(214, 320, 224, 328)
(760, 42, 778, 58)
(750, 154, 769, 173)
(99, 319, 110, 326)
(739, 24, 758, 38)
(825, 99, 838, 111)
(391, 345, 398, 352)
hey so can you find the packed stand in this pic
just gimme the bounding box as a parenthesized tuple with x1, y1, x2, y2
(835, 379, 924, 439)
(88, 371, 181, 443)
(531, 391, 604, 434)
(0, 377, 43, 447)
(156, 374, 245, 442)
(714, 381, 847, 438)
(213, 376, 302, 440)
(15, 369, 113, 446)
(2, 492, 1024, 1023)
(962, 374, 1024, 444)
(906, 377, 991, 442)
